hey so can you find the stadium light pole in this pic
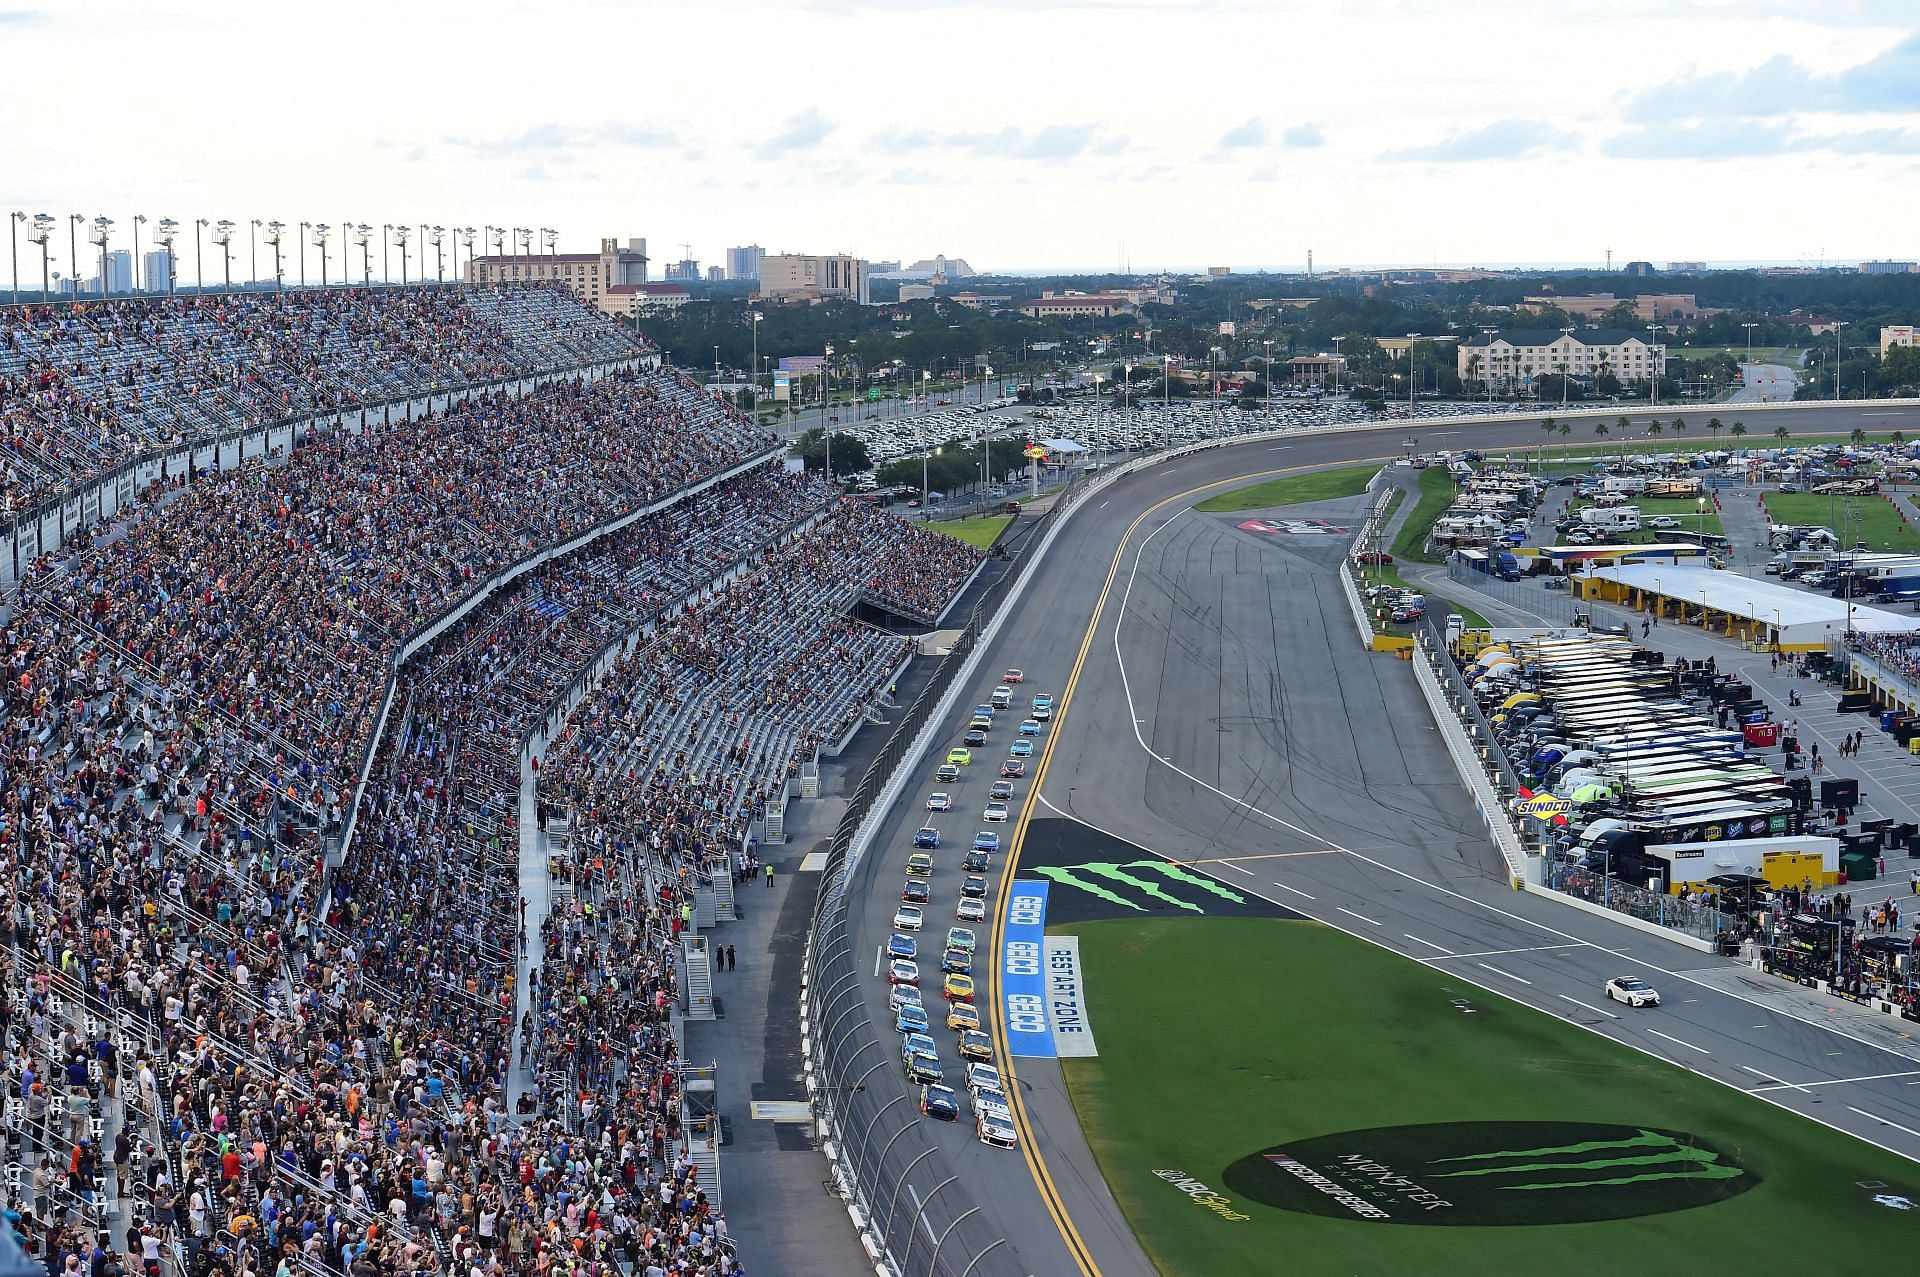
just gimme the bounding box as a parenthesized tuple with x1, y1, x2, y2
(750, 310, 762, 400)
(513, 227, 532, 279)
(822, 342, 834, 501)
(393, 224, 411, 286)
(88, 217, 111, 296)
(1560, 325, 1575, 409)
(298, 220, 309, 288)
(1406, 332, 1421, 419)
(541, 227, 556, 278)
(8, 210, 22, 305)
(456, 227, 475, 285)
(488, 226, 505, 274)
(131, 214, 144, 294)
(263, 221, 284, 291)
(193, 217, 209, 292)
(1646, 323, 1664, 408)
(212, 220, 234, 291)
(351, 223, 371, 285)
(67, 213, 82, 299)
(1833, 320, 1848, 401)
(249, 219, 260, 288)
(312, 223, 331, 288)
(28, 214, 51, 302)
(428, 225, 445, 285)
(155, 218, 179, 295)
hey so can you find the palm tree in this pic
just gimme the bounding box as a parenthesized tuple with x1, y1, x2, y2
(1616, 415, 1631, 433)
(1893, 430, 1906, 446)
(1774, 424, 1790, 443)
(1851, 427, 1867, 445)
(1595, 420, 1609, 437)
(1707, 416, 1723, 444)
(1647, 420, 1664, 436)
(1540, 416, 1557, 474)
(1671, 417, 1684, 435)
(1731, 420, 1747, 440)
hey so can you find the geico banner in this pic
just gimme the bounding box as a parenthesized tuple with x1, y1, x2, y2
(1002, 880, 1054, 1058)
(1043, 935, 1098, 1058)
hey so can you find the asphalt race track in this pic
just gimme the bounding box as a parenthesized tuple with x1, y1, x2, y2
(840, 403, 1920, 1277)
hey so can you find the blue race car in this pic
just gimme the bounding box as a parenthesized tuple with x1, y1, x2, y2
(888, 933, 918, 961)
(972, 831, 1000, 854)
(914, 826, 940, 848)
(1009, 740, 1033, 757)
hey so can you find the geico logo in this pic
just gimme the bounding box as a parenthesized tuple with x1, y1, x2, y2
(1004, 941, 1041, 976)
(1007, 993, 1047, 1033)
(1008, 896, 1044, 926)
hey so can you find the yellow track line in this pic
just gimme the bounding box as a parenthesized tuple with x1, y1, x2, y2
(986, 458, 1345, 1276)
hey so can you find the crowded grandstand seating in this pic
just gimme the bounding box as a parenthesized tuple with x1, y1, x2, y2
(0, 285, 646, 513)
(0, 280, 991, 1275)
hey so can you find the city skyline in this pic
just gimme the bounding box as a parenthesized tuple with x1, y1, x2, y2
(2, 1, 1917, 272)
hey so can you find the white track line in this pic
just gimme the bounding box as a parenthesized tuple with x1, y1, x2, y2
(1558, 994, 1619, 1020)
(1427, 944, 1584, 962)
(1742, 1065, 1811, 1096)
(1746, 1069, 1920, 1093)
(1478, 963, 1532, 985)
(1338, 907, 1382, 927)
(1648, 1029, 1711, 1055)
(1404, 934, 1454, 955)
(1849, 1107, 1920, 1140)
(1218, 863, 1255, 876)
(1272, 882, 1315, 900)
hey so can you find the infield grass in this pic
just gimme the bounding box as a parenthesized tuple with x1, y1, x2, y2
(936, 516, 1013, 548)
(1058, 916, 1918, 1277)
(1390, 467, 1456, 562)
(1192, 464, 1379, 512)
(1764, 492, 1920, 554)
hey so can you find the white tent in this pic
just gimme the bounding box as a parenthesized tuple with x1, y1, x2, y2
(1588, 564, 1920, 646)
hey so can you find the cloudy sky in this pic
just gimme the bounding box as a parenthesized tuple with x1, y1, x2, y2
(2, 0, 1917, 275)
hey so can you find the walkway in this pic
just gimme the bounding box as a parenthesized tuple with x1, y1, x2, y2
(1727, 360, 1800, 405)
(510, 733, 554, 1110)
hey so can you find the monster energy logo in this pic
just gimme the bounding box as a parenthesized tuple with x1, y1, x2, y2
(1030, 859, 1246, 914)
(1224, 1122, 1757, 1226)
(1424, 1128, 1744, 1192)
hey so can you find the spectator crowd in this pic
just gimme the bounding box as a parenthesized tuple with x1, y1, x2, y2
(0, 285, 985, 1277)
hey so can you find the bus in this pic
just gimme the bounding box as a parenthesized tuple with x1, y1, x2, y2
(1652, 528, 1731, 551)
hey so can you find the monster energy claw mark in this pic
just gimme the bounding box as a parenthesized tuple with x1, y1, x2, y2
(1030, 859, 1248, 914)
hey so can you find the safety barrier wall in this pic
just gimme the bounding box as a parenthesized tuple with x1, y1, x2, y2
(1408, 621, 1531, 886)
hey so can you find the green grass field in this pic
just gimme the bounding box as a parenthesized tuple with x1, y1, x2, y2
(1390, 468, 1456, 562)
(1060, 917, 1919, 1276)
(1194, 464, 1379, 512)
(936, 515, 1013, 548)
(1764, 492, 1920, 554)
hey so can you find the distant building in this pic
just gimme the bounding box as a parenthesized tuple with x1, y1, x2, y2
(1666, 261, 1706, 273)
(1862, 261, 1918, 276)
(1458, 328, 1667, 388)
(1883, 325, 1917, 355)
(726, 245, 763, 281)
(664, 258, 701, 282)
(1622, 261, 1656, 276)
(898, 284, 936, 302)
(1289, 353, 1346, 385)
(1520, 292, 1711, 323)
(759, 253, 870, 304)
(1378, 335, 1460, 357)
(94, 250, 133, 295)
(143, 250, 175, 293)
(1207, 266, 1231, 277)
(603, 282, 689, 314)
(949, 292, 1011, 310)
(1020, 292, 1136, 320)
(705, 265, 726, 283)
(466, 236, 649, 312)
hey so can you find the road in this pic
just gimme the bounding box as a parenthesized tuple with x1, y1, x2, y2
(839, 402, 1920, 1277)
(1729, 361, 1800, 404)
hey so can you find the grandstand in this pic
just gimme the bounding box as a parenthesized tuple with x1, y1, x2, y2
(0, 283, 984, 1277)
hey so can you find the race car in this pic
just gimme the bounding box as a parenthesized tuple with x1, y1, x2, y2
(962, 850, 990, 873)
(965, 1063, 1003, 1095)
(941, 947, 973, 976)
(973, 831, 1000, 853)
(902, 879, 931, 904)
(946, 1002, 981, 1032)
(888, 960, 920, 987)
(977, 1112, 1019, 1148)
(957, 1030, 994, 1062)
(944, 973, 976, 1003)
(888, 985, 923, 1014)
(1604, 976, 1660, 1008)
(926, 793, 952, 812)
(906, 851, 934, 876)
(921, 1084, 960, 1122)
(895, 1003, 930, 1035)
(989, 780, 1014, 802)
(956, 898, 987, 923)
(1003, 668, 1024, 684)
(914, 826, 940, 849)
(893, 905, 924, 931)
(946, 926, 976, 953)
(935, 764, 961, 784)
(961, 874, 988, 898)
(983, 802, 1009, 823)
(963, 729, 988, 748)
(1000, 759, 1027, 779)
(887, 933, 917, 961)
(1018, 719, 1042, 736)
(946, 747, 972, 767)
(972, 1086, 1010, 1122)
(1009, 740, 1033, 758)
